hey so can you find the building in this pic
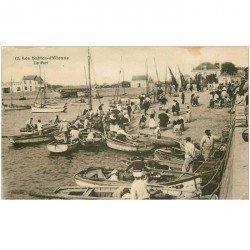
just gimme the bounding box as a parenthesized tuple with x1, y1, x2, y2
(2, 75, 44, 93)
(218, 71, 245, 85)
(191, 62, 220, 78)
(22, 75, 44, 92)
(2, 81, 22, 93)
(130, 75, 154, 91)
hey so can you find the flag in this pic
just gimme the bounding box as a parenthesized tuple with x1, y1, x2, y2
(168, 67, 178, 91)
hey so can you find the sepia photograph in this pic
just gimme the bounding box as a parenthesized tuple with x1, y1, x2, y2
(1, 46, 249, 200)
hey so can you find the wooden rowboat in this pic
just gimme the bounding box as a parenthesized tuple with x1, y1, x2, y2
(47, 140, 80, 153)
(31, 106, 66, 113)
(74, 167, 202, 196)
(4, 105, 31, 111)
(28, 184, 201, 200)
(8, 133, 54, 145)
(106, 137, 155, 152)
(138, 132, 182, 147)
(79, 130, 106, 148)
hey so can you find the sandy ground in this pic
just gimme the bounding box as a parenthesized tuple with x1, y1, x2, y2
(128, 90, 231, 144)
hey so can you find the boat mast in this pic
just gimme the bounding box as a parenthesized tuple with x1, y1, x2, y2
(88, 47, 92, 109)
(43, 70, 47, 101)
(165, 64, 167, 94)
(154, 57, 159, 90)
(10, 77, 13, 106)
(123, 60, 125, 95)
(39, 65, 43, 106)
(145, 59, 149, 95)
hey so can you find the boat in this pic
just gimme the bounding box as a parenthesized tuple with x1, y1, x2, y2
(28, 183, 200, 200)
(79, 130, 106, 148)
(4, 105, 31, 111)
(74, 167, 202, 195)
(31, 106, 66, 113)
(139, 132, 183, 147)
(70, 98, 86, 105)
(31, 72, 67, 113)
(106, 137, 155, 152)
(47, 140, 80, 153)
(20, 123, 58, 134)
(8, 133, 54, 145)
(3, 78, 31, 111)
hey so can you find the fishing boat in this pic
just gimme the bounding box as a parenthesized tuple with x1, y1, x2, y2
(74, 167, 202, 194)
(79, 130, 106, 148)
(47, 140, 80, 153)
(31, 71, 67, 113)
(4, 105, 31, 111)
(20, 123, 58, 134)
(28, 183, 200, 200)
(139, 132, 182, 147)
(106, 137, 155, 152)
(8, 133, 54, 145)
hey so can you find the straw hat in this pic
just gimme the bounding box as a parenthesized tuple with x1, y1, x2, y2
(133, 171, 143, 178)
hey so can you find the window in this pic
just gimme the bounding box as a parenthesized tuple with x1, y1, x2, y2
(25, 86, 27, 90)
(24, 80, 26, 84)
(17, 87, 21, 92)
(30, 86, 32, 91)
(30, 80, 32, 84)
(138, 83, 141, 87)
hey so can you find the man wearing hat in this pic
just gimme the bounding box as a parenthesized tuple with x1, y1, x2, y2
(182, 137, 196, 173)
(200, 130, 220, 161)
(59, 119, 69, 143)
(69, 125, 79, 143)
(130, 170, 150, 200)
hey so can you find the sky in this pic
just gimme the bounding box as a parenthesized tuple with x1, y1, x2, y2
(1, 46, 248, 85)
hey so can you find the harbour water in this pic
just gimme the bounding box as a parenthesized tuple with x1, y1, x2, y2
(1, 96, 136, 199)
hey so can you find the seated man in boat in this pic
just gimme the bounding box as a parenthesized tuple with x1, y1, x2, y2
(69, 126, 80, 143)
(59, 119, 69, 143)
(25, 118, 34, 131)
(126, 157, 149, 173)
(116, 127, 133, 141)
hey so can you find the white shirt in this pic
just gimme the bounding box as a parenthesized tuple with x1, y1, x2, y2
(37, 122, 42, 131)
(87, 131, 94, 140)
(109, 174, 118, 181)
(130, 179, 150, 200)
(184, 142, 196, 159)
(70, 129, 79, 140)
(200, 135, 219, 149)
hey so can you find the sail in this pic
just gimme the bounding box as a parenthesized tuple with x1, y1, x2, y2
(178, 66, 187, 89)
(168, 67, 178, 92)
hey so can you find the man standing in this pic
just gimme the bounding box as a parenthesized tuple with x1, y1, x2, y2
(200, 130, 220, 161)
(182, 137, 196, 173)
(130, 172, 150, 200)
(37, 119, 42, 135)
(181, 91, 185, 104)
(127, 104, 132, 118)
(59, 119, 69, 143)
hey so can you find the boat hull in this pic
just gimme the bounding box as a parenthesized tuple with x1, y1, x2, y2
(106, 138, 155, 152)
(31, 106, 66, 113)
(8, 134, 53, 145)
(47, 141, 80, 153)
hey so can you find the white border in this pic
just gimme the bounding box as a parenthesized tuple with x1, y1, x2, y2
(1, 1, 250, 250)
